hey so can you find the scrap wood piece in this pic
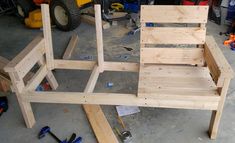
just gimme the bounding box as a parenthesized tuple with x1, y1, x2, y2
(81, 15, 110, 29)
(63, 34, 79, 60)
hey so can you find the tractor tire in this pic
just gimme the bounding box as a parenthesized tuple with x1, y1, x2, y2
(50, 0, 81, 31)
(16, 0, 35, 18)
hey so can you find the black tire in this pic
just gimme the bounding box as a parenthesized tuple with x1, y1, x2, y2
(16, 0, 35, 18)
(50, 0, 81, 31)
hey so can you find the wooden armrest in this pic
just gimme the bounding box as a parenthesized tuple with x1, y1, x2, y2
(4, 34, 45, 80)
(204, 36, 234, 86)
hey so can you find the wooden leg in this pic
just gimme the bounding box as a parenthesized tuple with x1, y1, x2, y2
(208, 110, 221, 139)
(208, 78, 230, 139)
(17, 97, 36, 128)
(9, 72, 36, 128)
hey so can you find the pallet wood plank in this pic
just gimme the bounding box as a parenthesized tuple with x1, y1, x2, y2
(140, 48, 204, 64)
(141, 5, 209, 23)
(141, 27, 206, 44)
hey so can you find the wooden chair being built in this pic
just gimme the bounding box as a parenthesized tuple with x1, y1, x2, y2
(4, 4, 234, 141)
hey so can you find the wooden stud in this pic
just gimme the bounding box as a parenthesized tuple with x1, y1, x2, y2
(63, 35, 79, 60)
(104, 62, 139, 72)
(54, 59, 96, 70)
(41, 4, 54, 70)
(54, 60, 139, 72)
(24, 91, 219, 110)
(94, 5, 104, 72)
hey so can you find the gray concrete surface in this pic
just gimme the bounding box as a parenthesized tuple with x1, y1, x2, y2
(0, 15, 235, 143)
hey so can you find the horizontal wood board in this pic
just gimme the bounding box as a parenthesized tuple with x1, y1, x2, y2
(141, 5, 209, 23)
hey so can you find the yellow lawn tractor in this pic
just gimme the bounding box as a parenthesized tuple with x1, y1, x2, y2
(16, 0, 92, 31)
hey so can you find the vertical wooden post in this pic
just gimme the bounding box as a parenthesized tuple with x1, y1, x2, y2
(9, 72, 35, 128)
(94, 5, 104, 72)
(41, 4, 54, 70)
(208, 78, 230, 139)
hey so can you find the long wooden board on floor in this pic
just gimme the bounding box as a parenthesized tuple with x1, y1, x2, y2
(83, 65, 118, 143)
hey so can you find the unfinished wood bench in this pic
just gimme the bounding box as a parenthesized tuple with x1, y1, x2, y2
(4, 4, 234, 141)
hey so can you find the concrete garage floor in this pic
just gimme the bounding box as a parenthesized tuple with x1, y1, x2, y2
(1, 15, 235, 143)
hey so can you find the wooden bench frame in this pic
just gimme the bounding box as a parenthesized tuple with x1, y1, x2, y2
(4, 4, 234, 141)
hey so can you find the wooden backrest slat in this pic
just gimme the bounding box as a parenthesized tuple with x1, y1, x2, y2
(141, 27, 206, 45)
(140, 48, 204, 65)
(141, 5, 209, 23)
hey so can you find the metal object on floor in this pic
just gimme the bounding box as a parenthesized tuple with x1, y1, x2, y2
(38, 126, 82, 143)
(38, 126, 66, 143)
(121, 131, 132, 143)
